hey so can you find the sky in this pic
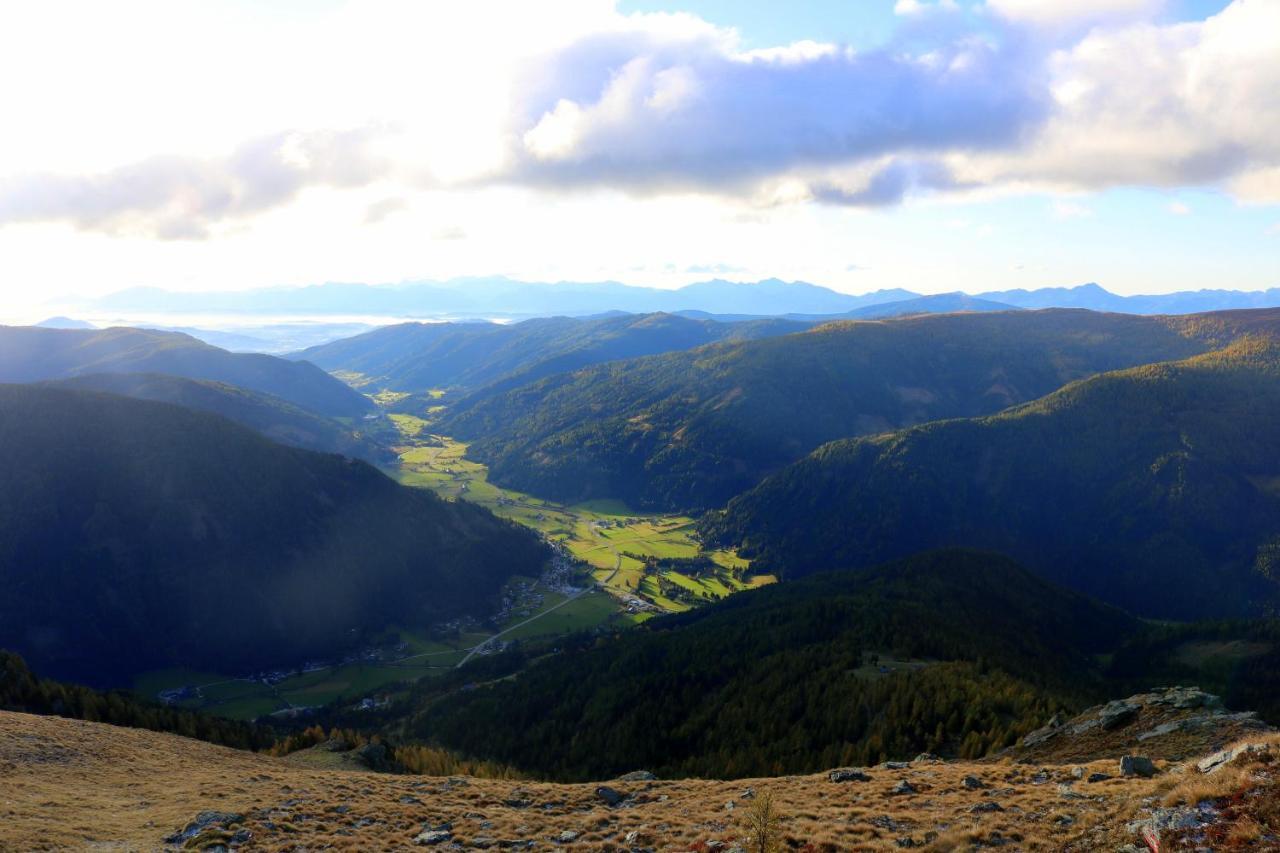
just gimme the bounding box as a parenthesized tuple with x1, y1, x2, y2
(0, 0, 1278, 316)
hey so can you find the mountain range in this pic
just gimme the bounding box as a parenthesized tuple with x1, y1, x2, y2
(439, 310, 1243, 511)
(294, 312, 809, 395)
(82, 278, 1280, 322)
(702, 335, 1280, 620)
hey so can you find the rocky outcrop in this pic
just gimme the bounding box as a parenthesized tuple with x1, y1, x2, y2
(1009, 687, 1274, 764)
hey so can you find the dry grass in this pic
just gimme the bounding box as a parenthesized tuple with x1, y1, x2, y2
(2, 711, 1277, 852)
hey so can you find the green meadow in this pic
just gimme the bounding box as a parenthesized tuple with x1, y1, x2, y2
(393, 431, 770, 611)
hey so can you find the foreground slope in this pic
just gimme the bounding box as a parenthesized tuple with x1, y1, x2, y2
(0, 386, 545, 686)
(3, 709, 1277, 851)
(442, 309, 1241, 511)
(45, 372, 392, 464)
(703, 339, 1280, 619)
(0, 325, 372, 416)
(295, 312, 808, 394)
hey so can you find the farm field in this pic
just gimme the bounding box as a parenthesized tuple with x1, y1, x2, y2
(394, 430, 770, 612)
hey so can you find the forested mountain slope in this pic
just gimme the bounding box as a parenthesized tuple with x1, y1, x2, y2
(441, 309, 1259, 511)
(45, 373, 391, 464)
(295, 312, 808, 394)
(398, 550, 1136, 780)
(0, 326, 371, 417)
(0, 386, 546, 686)
(702, 338, 1280, 620)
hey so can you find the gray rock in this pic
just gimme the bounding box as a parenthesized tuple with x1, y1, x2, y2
(1087, 773, 1112, 783)
(880, 761, 910, 770)
(970, 801, 1004, 813)
(1119, 755, 1157, 778)
(913, 752, 942, 764)
(616, 770, 657, 782)
(1197, 741, 1270, 774)
(164, 811, 244, 845)
(961, 775, 985, 790)
(595, 785, 625, 807)
(829, 768, 872, 783)
(1071, 766, 1086, 780)
(415, 829, 453, 845)
(555, 830, 579, 843)
(1099, 701, 1140, 730)
(890, 780, 917, 795)
(1057, 783, 1086, 800)
(739, 787, 755, 800)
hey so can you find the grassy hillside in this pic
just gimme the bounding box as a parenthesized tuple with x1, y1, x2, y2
(702, 339, 1280, 619)
(0, 325, 371, 417)
(45, 373, 392, 464)
(442, 309, 1239, 511)
(397, 550, 1136, 780)
(295, 312, 808, 395)
(0, 386, 546, 686)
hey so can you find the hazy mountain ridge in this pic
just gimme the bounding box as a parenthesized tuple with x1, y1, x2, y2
(83, 278, 1280, 322)
(0, 385, 546, 686)
(294, 312, 810, 394)
(0, 325, 372, 417)
(701, 336, 1280, 620)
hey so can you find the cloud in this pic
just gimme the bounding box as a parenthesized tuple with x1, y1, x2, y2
(0, 0, 1276, 240)
(952, 0, 1280, 201)
(0, 129, 387, 239)
(810, 160, 967, 207)
(504, 21, 1050, 196)
(364, 197, 408, 225)
(1168, 201, 1192, 215)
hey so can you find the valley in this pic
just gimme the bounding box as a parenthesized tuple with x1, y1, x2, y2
(132, 405, 766, 721)
(389, 413, 770, 612)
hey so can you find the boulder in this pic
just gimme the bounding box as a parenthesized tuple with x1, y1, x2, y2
(616, 770, 657, 782)
(961, 775, 985, 790)
(164, 811, 244, 845)
(1099, 701, 1140, 731)
(890, 780, 917, 795)
(829, 768, 871, 783)
(1197, 742, 1270, 774)
(414, 829, 452, 845)
(1119, 755, 1157, 778)
(594, 785, 625, 807)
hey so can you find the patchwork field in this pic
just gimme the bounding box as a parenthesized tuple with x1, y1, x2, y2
(394, 432, 770, 612)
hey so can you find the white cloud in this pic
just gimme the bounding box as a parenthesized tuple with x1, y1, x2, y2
(1168, 201, 1192, 215)
(950, 0, 1280, 201)
(0, 0, 1276, 244)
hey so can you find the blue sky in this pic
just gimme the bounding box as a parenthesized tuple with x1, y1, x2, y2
(0, 0, 1276, 316)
